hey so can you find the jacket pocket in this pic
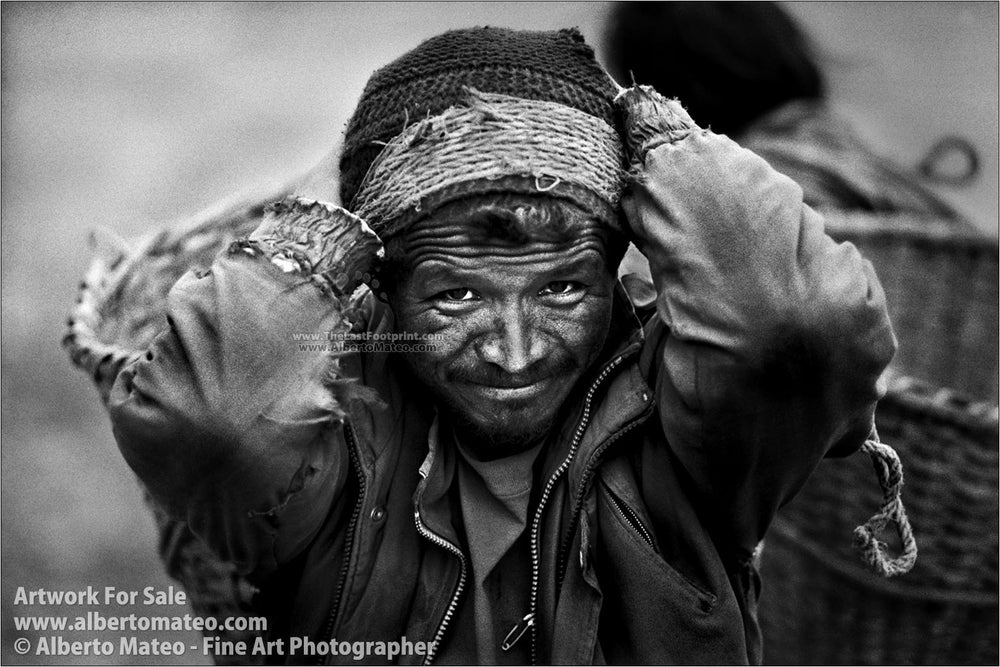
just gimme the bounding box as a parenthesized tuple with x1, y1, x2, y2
(594, 476, 753, 665)
(598, 478, 717, 613)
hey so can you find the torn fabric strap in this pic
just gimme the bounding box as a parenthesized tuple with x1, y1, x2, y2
(351, 89, 627, 235)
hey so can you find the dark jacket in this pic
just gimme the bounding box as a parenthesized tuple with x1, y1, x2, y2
(108, 110, 895, 665)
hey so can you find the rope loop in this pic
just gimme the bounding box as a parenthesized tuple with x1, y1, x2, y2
(853, 427, 918, 577)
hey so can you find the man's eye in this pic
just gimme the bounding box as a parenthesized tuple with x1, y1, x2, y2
(539, 281, 581, 296)
(438, 288, 479, 302)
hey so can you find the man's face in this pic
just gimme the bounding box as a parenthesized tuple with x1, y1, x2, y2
(386, 205, 616, 459)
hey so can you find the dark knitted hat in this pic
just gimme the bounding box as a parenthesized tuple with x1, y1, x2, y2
(339, 27, 622, 216)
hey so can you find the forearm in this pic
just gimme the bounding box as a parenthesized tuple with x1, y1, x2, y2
(108, 198, 382, 575)
(621, 90, 890, 364)
(617, 86, 896, 552)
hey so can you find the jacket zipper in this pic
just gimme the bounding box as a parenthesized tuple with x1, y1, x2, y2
(555, 415, 650, 588)
(522, 351, 634, 665)
(413, 469, 468, 665)
(318, 423, 365, 665)
(605, 484, 656, 551)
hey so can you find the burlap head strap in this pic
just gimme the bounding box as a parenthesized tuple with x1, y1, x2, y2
(350, 89, 627, 238)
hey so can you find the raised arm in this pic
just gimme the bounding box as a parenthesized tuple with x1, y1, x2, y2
(617, 86, 897, 557)
(108, 197, 383, 576)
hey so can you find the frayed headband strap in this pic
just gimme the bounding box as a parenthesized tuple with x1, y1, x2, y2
(350, 89, 627, 235)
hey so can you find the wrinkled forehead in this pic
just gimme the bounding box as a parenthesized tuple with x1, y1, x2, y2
(385, 194, 615, 269)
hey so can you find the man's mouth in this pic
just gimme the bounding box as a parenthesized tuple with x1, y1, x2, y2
(464, 377, 551, 402)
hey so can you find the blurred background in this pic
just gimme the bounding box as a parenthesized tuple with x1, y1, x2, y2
(2, 2, 997, 665)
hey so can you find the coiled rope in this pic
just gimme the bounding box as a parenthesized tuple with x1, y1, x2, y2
(853, 427, 919, 577)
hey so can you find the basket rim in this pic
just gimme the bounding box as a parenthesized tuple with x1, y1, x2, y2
(767, 520, 999, 606)
(881, 372, 999, 432)
(824, 211, 999, 251)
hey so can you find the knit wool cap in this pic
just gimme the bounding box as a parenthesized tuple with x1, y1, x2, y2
(339, 27, 626, 237)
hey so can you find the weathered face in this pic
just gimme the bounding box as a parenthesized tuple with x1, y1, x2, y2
(385, 205, 616, 459)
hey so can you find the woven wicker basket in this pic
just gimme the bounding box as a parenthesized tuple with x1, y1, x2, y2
(759, 213, 999, 666)
(825, 213, 999, 403)
(760, 378, 999, 665)
(64, 186, 291, 665)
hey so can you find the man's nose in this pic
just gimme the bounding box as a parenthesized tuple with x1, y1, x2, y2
(478, 308, 547, 374)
